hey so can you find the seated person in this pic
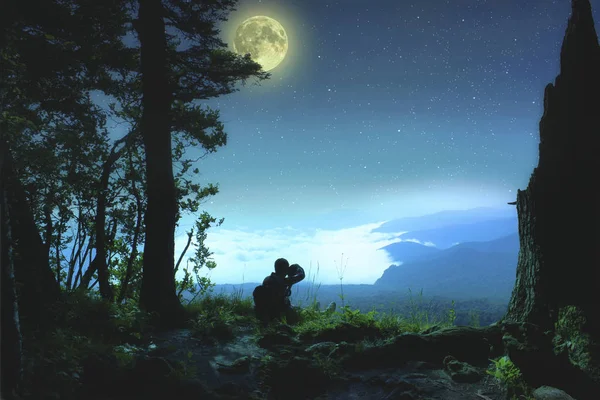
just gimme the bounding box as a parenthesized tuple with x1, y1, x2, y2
(253, 258, 305, 325)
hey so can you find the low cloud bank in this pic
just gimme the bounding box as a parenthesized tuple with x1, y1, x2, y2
(174, 222, 403, 285)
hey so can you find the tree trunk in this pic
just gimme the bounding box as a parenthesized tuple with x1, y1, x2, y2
(502, 1, 600, 398)
(137, 0, 185, 325)
(1, 142, 60, 327)
(80, 134, 134, 297)
(1, 141, 23, 399)
(118, 168, 143, 303)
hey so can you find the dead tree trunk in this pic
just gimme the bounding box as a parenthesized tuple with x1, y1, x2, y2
(502, 1, 600, 398)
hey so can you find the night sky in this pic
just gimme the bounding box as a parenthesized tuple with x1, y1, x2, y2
(107, 0, 599, 283)
(195, 0, 593, 229)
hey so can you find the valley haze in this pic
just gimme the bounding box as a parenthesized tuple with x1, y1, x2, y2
(182, 207, 519, 302)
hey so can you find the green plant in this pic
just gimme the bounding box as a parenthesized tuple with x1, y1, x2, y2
(487, 356, 532, 399)
(312, 353, 342, 378)
(186, 292, 255, 343)
(445, 300, 456, 327)
(468, 310, 481, 327)
(487, 356, 521, 385)
(294, 261, 322, 309)
(334, 254, 349, 309)
(170, 350, 197, 380)
(113, 343, 140, 368)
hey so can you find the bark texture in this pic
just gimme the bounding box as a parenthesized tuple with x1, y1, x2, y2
(137, 0, 185, 325)
(1, 143, 60, 326)
(1, 143, 23, 399)
(502, 1, 600, 397)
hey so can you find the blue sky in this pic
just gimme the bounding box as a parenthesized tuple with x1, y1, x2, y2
(100, 0, 595, 284)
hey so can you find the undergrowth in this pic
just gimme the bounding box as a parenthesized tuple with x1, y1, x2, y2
(17, 259, 481, 400)
(486, 356, 534, 400)
(185, 289, 256, 343)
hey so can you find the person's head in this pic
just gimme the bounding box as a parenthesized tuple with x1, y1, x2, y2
(274, 258, 290, 276)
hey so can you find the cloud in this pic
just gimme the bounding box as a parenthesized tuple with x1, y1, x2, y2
(174, 222, 403, 285)
(395, 237, 437, 247)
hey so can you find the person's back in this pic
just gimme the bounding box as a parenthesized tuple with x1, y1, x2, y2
(253, 259, 290, 324)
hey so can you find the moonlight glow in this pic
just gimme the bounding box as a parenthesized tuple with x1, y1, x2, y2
(233, 16, 288, 72)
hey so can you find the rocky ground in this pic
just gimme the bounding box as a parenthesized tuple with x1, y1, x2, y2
(83, 321, 580, 400)
(116, 323, 511, 400)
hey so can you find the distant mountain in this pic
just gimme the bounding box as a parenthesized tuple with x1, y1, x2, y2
(378, 241, 441, 263)
(396, 217, 518, 249)
(451, 233, 519, 254)
(373, 207, 515, 233)
(375, 235, 519, 301)
(380, 232, 519, 263)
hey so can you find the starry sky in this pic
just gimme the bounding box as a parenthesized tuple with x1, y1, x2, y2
(106, 0, 599, 283)
(187, 0, 593, 232)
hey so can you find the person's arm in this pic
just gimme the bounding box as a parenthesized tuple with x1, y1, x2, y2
(285, 264, 305, 285)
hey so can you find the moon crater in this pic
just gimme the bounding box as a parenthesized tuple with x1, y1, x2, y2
(233, 16, 288, 72)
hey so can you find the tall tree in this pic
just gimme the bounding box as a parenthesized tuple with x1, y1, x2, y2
(502, 0, 600, 398)
(2, 0, 134, 301)
(134, 0, 267, 324)
(137, 0, 183, 322)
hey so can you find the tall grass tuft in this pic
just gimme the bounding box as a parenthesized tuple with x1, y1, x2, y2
(334, 253, 349, 309)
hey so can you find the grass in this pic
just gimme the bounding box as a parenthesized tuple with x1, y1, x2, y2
(185, 291, 256, 343)
(16, 256, 486, 400)
(256, 255, 460, 343)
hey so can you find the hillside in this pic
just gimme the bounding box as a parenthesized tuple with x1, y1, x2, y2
(375, 243, 517, 301)
(377, 240, 441, 263)
(395, 217, 518, 249)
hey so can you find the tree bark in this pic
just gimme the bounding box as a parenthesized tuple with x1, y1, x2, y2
(1, 142, 60, 327)
(502, 1, 600, 397)
(118, 163, 144, 303)
(1, 141, 23, 399)
(137, 0, 185, 325)
(80, 134, 134, 297)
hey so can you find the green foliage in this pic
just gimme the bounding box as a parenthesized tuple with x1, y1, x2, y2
(176, 212, 222, 302)
(169, 350, 198, 381)
(487, 356, 522, 386)
(487, 356, 532, 399)
(553, 305, 594, 372)
(186, 293, 255, 343)
(468, 310, 481, 327)
(21, 291, 155, 399)
(21, 329, 91, 398)
(113, 344, 140, 368)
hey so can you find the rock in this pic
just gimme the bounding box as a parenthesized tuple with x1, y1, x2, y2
(385, 388, 419, 400)
(300, 321, 381, 344)
(131, 356, 174, 382)
(342, 325, 503, 371)
(324, 301, 337, 314)
(533, 386, 577, 400)
(442, 355, 483, 383)
(215, 382, 247, 397)
(256, 330, 297, 348)
(363, 374, 418, 392)
(402, 373, 428, 380)
(421, 325, 442, 334)
(81, 351, 120, 390)
(172, 379, 215, 398)
(217, 356, 251, 374)
(305, 341, 338, 356)
(260, 355, 337, 399)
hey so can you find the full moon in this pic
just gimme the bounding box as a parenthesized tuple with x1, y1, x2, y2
(233, 16, 288, 72)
